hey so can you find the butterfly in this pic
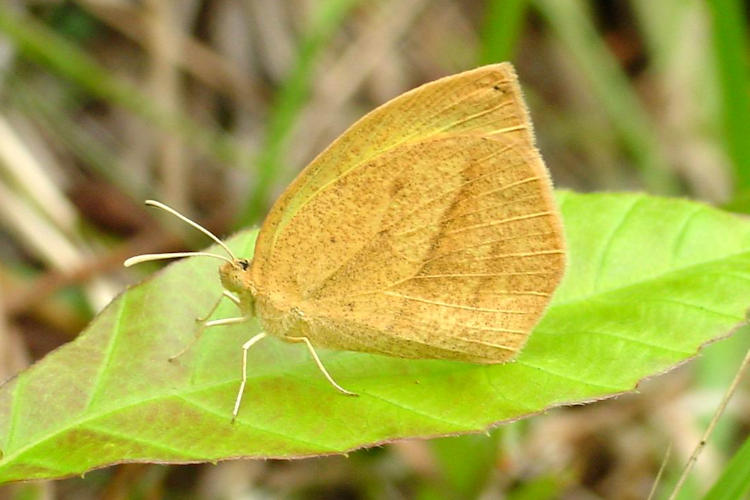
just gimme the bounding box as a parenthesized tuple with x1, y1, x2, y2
(126, 62, 566, 420)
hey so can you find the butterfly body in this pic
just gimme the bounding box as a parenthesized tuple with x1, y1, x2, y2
(220, 259, 318, 342)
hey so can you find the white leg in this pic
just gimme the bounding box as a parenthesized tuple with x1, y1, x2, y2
(169, 316, 249, 361)
(170, 291, 245, 361)
(287, 336, 358, 396)
(232, 332, 268, 422)
(197, 290, 239, 322)
(205, 316, 249, 328)
(169, 335, 200, 361)
(224, 290, 241, 306)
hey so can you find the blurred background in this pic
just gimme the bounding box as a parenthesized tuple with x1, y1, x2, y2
(0, 0, 749, 498)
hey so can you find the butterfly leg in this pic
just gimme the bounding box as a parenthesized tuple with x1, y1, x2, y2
(232, 331, 268, 422)
(171, 315, 249, 360)
(204, 316, 249, 328)
(197, 290, 240, 322)
(169, 291, 244, 361)
(286, 336, 358, 397)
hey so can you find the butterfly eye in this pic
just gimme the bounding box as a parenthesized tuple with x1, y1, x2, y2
(238, 259, 250, 270)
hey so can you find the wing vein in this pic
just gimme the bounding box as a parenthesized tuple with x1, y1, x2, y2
(378, 142, 517, 234)
(421, 232, 558, 264)
(444, 210, 554, 236)
(394, 176, 541, 237)
(444, 249, 565, 264)
(381, 291, 536, 318)
(436, 100, 517, 133)
(406, 271, 557, 280)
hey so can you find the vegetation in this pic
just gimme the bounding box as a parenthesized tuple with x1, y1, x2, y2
(0, 1, 748, 498)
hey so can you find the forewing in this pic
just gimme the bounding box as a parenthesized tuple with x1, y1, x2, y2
(251, 63, 565, 361)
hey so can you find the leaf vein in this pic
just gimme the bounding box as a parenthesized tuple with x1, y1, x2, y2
(582, 328, 691, 354)
(83, 422, 197, 459)
(669, 205, 706, 266)
(176, 395, 335, 451)
(554, 251, 750, 308)
(592, 197, 644, 293)
(84, 296, 129, 411)
(624, 296, 744, 321)
(513, 362, 623, 390)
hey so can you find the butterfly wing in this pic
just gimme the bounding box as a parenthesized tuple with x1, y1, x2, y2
(251, 63, 565, 362)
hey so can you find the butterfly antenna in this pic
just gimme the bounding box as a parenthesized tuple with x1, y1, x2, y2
(123, 200, 237, 267)
(145, 200, 236, 259)
(124, 251, 233, 267)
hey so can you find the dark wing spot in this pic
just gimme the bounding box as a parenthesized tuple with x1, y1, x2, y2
(390, 178, 405, 196)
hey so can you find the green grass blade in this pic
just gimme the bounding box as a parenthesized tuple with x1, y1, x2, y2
(5, 73, 144, 196)
(479, 0, 529, 63)
(429, 432, 499, 498)
(239, 0, 362, 226)
(706, 0, 750, 194)
(703, 435, 750, 500)
(532, 0, 679, 194)
(0, 5, 249, 168)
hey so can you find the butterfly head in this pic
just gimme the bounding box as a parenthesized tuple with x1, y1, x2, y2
(124, 200, 258, 302)
(219, 258, 256, 296)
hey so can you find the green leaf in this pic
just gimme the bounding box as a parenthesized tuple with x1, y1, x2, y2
(1, 191, 749, 482)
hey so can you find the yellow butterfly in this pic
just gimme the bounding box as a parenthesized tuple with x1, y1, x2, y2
(126, 63, 566, 420)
